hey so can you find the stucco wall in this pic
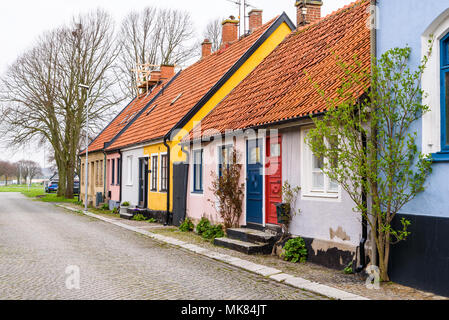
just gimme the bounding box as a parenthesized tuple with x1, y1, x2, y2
(186, 136, 247, 225)
(80, 151, 105, 206)
(282, 127, 361, 248)
(121, 147, 143, 207)
(106, 152, 120, 202)
(378, 0, 449, 217)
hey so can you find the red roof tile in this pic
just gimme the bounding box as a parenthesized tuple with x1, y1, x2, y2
(187, 0, 370, 141)
(81, 84, 166, 154)
(106, 16, 280, 151)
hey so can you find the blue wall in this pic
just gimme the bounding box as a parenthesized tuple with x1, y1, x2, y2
(378, 0, 449, 218)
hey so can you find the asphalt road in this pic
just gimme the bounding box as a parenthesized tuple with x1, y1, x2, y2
(0, 193, 323, 300)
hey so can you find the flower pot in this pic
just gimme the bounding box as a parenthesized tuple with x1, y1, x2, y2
(275, 202, 290, 224)
(120, 206, 129, 214)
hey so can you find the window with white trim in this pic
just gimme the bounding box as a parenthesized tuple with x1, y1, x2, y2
(126, 155, 133, 185)
(151, 155, 158, 192)
(302, 129, 339, 197)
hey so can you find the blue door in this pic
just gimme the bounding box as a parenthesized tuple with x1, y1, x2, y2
(246, 139, 263, 224)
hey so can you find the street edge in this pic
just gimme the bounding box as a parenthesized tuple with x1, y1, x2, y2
(57, 204, 370, 301)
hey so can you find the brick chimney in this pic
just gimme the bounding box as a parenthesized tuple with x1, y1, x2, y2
(160, 64, 175, 81)
(248, 9, 263, 33)
(150, 70, 161, 83)
(201, 39, 212, 58)
(221, 16, 239, 47)
(295, 0, 323, 27)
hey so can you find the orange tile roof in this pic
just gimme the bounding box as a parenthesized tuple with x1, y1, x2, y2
(80, 83, 168, 155)
(106, 16, 284, 151)
(187, 0, 370, 141)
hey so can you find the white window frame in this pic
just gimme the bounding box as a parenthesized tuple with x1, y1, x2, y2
(301, 127, 340, 200)
(126, 155, 133, 186)
(150, 153, 159, 192)
(191, 148, 203, 194)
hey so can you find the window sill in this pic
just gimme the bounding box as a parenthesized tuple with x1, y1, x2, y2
(431, 151, 449, 162)
(302, 192, 339, 200)
(191, 191, 203, 195)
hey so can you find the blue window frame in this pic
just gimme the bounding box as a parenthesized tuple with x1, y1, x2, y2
(193, 149, 203, 193)
(441, 33, 449, 149)
(433, 32, 449, 161)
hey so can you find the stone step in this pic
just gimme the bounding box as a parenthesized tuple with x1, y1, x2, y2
(214, 237, 273, 255)
(226, 228, 279, 244)
(120, 212, 134, 220)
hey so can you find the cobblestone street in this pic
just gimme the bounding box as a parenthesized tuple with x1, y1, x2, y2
(0, 193, 324, 300)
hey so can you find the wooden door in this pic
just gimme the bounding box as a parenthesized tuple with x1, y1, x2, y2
(265, 135, 282, 225)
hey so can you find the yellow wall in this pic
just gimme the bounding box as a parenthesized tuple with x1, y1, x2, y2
(80, 151, 106, 206)
(144, 21, 292, 212)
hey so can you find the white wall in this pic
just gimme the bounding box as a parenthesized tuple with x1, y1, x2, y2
(283, 126, 362, 248)
(121, 146, 144, 207)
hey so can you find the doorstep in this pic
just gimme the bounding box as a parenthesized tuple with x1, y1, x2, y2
(56, 204, 369, 300)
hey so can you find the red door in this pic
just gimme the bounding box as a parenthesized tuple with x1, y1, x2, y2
(265, 135, 282, 225)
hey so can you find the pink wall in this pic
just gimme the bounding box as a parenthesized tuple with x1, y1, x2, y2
(186, 138, 247, 226)
(106, 152, 121, 202)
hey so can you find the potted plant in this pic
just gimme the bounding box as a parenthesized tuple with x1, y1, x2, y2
(275, 202, 291, 225)
(120, 201, 130, 214)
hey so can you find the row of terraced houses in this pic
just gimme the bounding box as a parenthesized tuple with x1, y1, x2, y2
(79, 0, 449, 296)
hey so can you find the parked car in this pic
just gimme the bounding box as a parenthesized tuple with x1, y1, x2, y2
(45, 181, 58, 193)
(73, 181, 80, 195)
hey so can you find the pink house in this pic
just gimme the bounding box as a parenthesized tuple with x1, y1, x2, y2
(106, 152, 121, 208)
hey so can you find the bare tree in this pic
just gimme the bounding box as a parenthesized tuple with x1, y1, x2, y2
(15, 160, 41, 184)
(203, 18, 223, 52)
(0, 9, 122, 198)
(117, 7, 197, 99)
(0, 161, 16, 185)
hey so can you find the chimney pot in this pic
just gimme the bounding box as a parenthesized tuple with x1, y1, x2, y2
(248, 9, 263, 33)
(201, 39, 212, 58)
(295, 0, 323, 27)
(160, 64, 175, 81)
(221, 16, 239, 48)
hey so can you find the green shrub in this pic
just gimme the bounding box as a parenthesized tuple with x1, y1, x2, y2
(147, 218, 157, 223)
(196, 217, 211, 235)
(343, 262, 354, 274)
(101, 203, 109, 210)
(112, 207, 119, 214)
(281, 237, 307, 263)
(179, 218, 194, 232)
(121, 201, 130, 207)
(202, 224, 224, 240)
(132, 214, 147, 221)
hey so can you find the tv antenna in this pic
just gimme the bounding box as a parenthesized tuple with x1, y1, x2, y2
(225, 0, 256, 36)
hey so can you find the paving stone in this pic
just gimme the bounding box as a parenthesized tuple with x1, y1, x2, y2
(1, 193, 322, 300)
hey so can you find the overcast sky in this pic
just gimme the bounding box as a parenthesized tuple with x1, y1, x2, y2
(0, 0, 354, 167)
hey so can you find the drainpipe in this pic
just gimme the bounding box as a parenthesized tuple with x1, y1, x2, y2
(163, 137, 171, 226)
(356, 131, 368, 273)
(119, 150, 122, 204)
(103, 152, 107, 202)
(356, 0, 377, 273)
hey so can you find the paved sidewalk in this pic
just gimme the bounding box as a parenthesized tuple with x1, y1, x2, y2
(58, 204, 367, 300)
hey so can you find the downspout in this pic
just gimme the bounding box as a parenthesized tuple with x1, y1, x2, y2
(356, 0, 377, 273)
(163, 137, 171, 226)
(119, 150, 123, 203)
(103, 152, 107, 202)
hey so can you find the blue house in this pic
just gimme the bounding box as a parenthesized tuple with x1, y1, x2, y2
(377, 0, 449, 296)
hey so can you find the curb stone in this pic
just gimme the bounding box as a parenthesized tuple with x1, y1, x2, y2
(57, 204, 370, 300)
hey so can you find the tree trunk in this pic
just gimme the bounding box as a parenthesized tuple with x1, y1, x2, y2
(65, 160, 75, 199)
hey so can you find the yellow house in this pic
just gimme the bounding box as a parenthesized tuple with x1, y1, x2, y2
(105, 11, 294, 224)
